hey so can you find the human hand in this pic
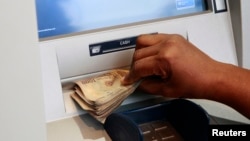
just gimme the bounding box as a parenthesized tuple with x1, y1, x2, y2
(122, 33, 219, 98)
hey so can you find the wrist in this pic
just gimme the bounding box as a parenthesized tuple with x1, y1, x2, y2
(205, 62, 234, 100)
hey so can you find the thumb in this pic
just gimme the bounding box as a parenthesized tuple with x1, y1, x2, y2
(121, 72, 136, 85)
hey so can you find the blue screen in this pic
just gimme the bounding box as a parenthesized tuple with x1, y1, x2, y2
(35, 0, 207, 38)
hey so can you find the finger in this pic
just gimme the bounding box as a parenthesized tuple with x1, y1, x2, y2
(122, 55, 170, 85)
(139, 77, 166, 95)
(133, 45, 160, 61)
(122, 56, 156, 85)
(139, 78, 177, 97)
(136, 34, 167, 49)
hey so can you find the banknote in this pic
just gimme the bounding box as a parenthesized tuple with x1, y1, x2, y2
(70, 69, 140, 123)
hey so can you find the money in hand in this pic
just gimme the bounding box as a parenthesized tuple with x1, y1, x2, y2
(70, 69, 140, 123)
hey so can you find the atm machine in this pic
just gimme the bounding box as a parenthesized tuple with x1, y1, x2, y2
(35, 0, 249, 140)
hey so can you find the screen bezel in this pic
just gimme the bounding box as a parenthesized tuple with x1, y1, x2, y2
(37, 0, 211, 42)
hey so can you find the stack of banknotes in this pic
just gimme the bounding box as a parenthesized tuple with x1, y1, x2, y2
(71, 69, 140, 123)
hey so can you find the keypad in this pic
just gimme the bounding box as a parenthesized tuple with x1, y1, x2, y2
(139, 120, 184, 141)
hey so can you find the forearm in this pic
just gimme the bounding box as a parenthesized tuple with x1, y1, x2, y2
(206, 62, 250, 119)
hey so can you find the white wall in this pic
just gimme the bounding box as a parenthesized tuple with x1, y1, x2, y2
(241, 0, 250, 68)
(0, 1, 46, 141)
(229, 0, 250, 68)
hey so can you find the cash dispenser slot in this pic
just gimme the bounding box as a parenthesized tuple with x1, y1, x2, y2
(57, 31, 186, 116)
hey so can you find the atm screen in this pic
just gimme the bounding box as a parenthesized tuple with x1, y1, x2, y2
(35, 0, 207, 38)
